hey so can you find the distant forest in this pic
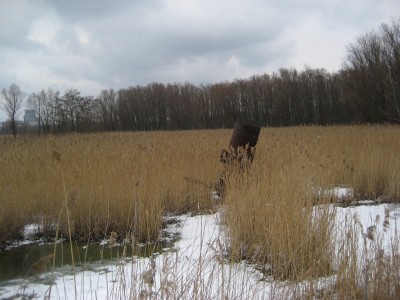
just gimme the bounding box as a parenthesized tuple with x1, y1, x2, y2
(2, 19, 400, 134)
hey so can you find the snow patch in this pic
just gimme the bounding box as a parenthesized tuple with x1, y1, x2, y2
(1, 200, 400, 299)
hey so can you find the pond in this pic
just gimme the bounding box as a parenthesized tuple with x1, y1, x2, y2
(0, 238, 174, 282)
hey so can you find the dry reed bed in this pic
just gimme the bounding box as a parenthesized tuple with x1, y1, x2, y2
(1, 125, 400, 293)
(222, 125, 400, 283)
(0, 130, 226, 244)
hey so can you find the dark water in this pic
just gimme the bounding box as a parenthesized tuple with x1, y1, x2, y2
(0, 240, 172, 282)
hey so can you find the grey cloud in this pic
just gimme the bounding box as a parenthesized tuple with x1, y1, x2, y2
(44, 0, 162, 22)
(74, 0, 289, 86)
(0, 1, 45, 51)
(0, 0, 398, 100)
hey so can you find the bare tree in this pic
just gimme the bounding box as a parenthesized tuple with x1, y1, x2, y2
(381, 19, 400, 121)
(27, 88, 60, 134)
(344, 19, 400, 123)
(98, 89, 120, 131)
(1, 83, 25, 138)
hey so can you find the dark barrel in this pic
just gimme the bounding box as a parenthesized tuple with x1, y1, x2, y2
(216, 121, 261, 197)
(229, 121, 261, 150)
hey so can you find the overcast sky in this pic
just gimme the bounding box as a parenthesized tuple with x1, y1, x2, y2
(0, 0, 399, 121)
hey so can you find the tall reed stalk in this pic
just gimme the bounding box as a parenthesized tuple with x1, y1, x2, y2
(0, 130, 225, 244)
(222, 125, 400, 281)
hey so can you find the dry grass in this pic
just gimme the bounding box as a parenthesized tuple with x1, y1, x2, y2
(333, 207, 400, 299)
(0, 130, 226, 243)
(1, 125, 400, 298)
(222, 125, 400, 283)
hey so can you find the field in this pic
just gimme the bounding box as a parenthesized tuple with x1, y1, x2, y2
(0, 130, 227, 244)
(1, 125, 400, 298)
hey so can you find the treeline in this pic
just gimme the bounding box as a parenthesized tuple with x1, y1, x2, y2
(117, 70, 349, 130)
(2, 19, 399, 135)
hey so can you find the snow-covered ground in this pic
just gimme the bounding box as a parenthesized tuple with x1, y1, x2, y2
(1, 197, 400, 299)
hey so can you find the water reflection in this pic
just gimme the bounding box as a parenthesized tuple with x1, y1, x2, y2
(0, 240, 172, 282)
